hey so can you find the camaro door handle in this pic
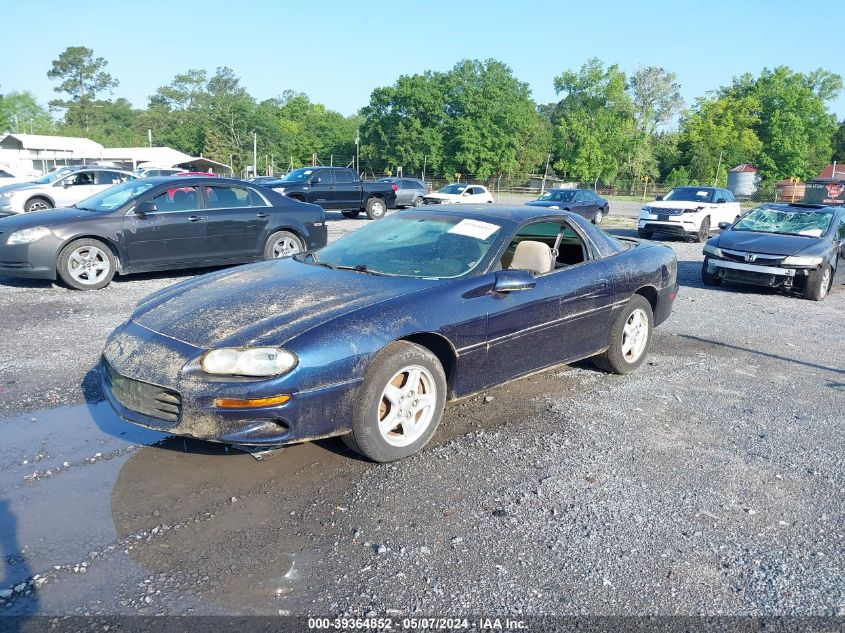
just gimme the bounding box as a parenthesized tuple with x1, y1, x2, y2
(187, 215, 203, 222)
(256, 212, 268, 218)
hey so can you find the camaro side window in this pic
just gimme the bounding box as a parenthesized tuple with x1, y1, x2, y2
(502, 221, 589, 272)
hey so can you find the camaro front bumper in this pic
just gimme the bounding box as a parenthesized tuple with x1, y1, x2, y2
(100, 320, 361, 445)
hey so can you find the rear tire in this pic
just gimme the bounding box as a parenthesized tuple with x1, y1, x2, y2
(701, 256, 721, 286)
(56, 238, 116, 290)
(341, 209, 361, 219)
(592, 295, 653, 375)
(345, 341, 447, 462)
(264, 230, 304, 259)
(25, 197, 53, 213)
(805, 264, 832, 301)
(365, 197, 387, 220)
(593, 209, 604, 224)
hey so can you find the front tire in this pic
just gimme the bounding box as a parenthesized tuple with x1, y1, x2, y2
(638, 229, 654, 239)
(341, 209, 361, 219)
(264, 230, 304, 259)
(593, 208, 604, 224)
(592, 295, 653, 375)
(57, 238, 116, 290)
(365, 197, 387, 220)
(25, 197, 53, 213)
(344, 341, 447, 462)
(805, 264, 832, 301)
(694, 217, 711, 243)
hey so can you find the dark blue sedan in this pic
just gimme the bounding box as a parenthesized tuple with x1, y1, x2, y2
(525, 189, 609, 224)
(100, 206, 678, 462)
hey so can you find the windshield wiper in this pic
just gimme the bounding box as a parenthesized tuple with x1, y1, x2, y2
(335, 264, 385, 276)
(297, 252, 335, 269)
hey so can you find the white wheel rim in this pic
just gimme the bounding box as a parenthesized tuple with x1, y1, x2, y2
(621, 308, 649, 363)
(377, 364, 436, 447)
(595, 211, 603, 223)
(820, 268, 831, 298)
(372, 201, 385, 216)
(29, 201, 49, 211)
(68, 246, 110, 285)
(272, 236, 301, 258)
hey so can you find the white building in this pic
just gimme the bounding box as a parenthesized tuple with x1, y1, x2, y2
(0, 133, 232, 175)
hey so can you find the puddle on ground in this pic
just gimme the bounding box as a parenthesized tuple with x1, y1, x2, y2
(0, 366, 585, 613)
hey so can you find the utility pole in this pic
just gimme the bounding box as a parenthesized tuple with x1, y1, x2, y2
(252, 131, 258, 178)
(148, 129, 153, 148)
(13, 114, 19, 134)
(355, 129, 360, 174)
(422, 155, 427, 181)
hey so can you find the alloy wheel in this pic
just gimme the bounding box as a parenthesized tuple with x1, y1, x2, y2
(377, 365, 437, 447)
(621, 308, 649, 363)
(68, 246, 111, 286)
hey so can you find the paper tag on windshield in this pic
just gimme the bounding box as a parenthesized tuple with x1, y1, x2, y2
(798, 229, 823, 237)
(448, 219, 500, 240)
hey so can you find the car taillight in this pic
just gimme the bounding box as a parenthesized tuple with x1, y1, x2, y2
(391, 184, 398, 192)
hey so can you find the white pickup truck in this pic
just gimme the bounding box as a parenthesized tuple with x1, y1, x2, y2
(638, 186, 742, 242)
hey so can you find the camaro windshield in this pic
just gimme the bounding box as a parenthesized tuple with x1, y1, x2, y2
(74, 180, 158, 211)
(313, 214, 502, 278)
(663, 187, 714, 203)
(277, 168, 316, 183)
(732, 207, 834, 237)
(438, 184, 467, 195)
(536, 190, 576, 203)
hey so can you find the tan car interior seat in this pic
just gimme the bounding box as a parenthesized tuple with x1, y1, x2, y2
(508, 240, 555, 274)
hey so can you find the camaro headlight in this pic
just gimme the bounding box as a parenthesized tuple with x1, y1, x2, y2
(7, 226, 51, 245)
(200, 347, 297, 377)
(781, 255, 823, 267)
(702, 244, 723, 258)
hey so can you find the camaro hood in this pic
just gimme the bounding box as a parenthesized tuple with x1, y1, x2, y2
(716, 230, 822, 256)
(0, 207, 98, 230)
(132, 259, 439, 349)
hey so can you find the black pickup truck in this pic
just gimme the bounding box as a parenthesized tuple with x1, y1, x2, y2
(265, 167, 397, 220)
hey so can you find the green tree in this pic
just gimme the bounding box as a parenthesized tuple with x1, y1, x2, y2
(629, 66, 683, 135)
(47, 46, 118, 131)
(551, 58, 636, 184)
(360, 71, 448, 176)
(678, 94, 763, 185)
(0, 91, 52, 134)
(833, 120, 845, 161)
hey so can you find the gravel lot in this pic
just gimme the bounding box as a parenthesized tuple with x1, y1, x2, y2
(1, 210, 843, 618)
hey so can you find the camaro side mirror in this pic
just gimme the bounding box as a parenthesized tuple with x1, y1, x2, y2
(717, 221, 731, 230)
(134, 201, 158, 215)
(493, 269, 536, 293)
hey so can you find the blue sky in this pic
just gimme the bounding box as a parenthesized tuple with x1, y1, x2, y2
(3, 0, 844, 121)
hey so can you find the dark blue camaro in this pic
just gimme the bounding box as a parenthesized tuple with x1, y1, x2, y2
(101, 206, 678, 462)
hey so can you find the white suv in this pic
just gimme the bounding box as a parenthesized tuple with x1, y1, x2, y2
(0, 168, 136, 216)
(638, 186, 742, 242)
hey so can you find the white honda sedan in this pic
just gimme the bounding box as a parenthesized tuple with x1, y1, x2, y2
(638, 186, 742, 242)
(422, 183, 494, 205)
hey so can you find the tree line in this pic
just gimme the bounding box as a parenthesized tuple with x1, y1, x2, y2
(1, 46, 844, 186)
